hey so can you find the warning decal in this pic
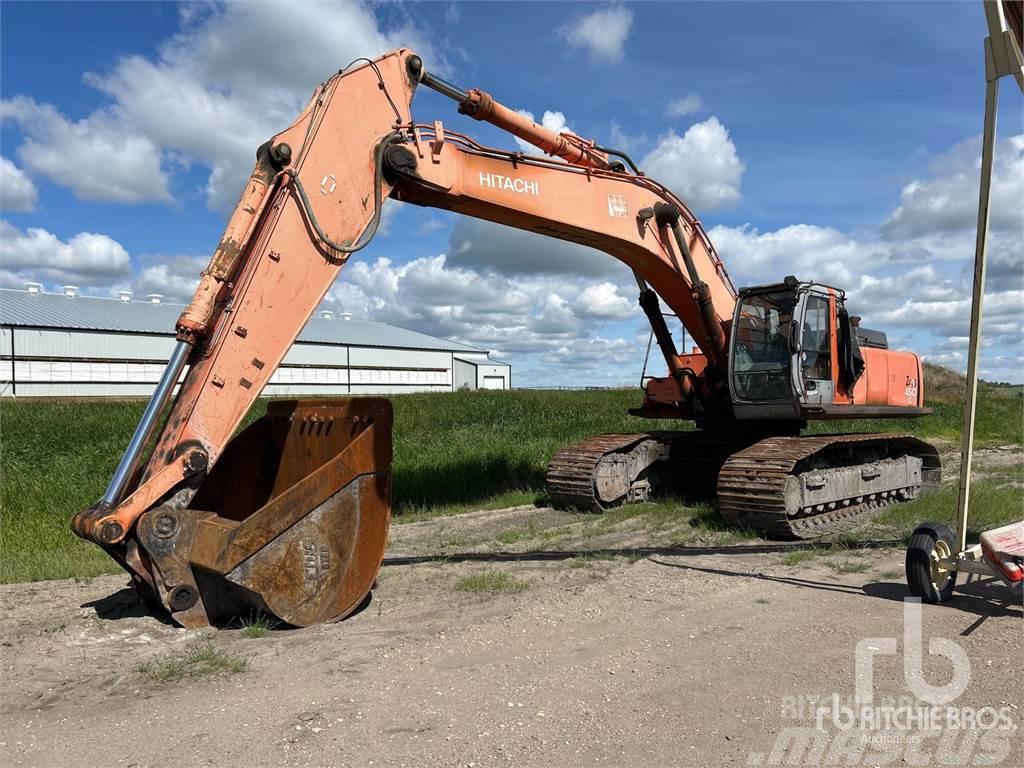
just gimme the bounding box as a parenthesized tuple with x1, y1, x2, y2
(607, 194, 628, 218)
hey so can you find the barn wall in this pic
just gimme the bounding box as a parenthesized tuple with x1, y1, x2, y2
(1, 326, 475, 397)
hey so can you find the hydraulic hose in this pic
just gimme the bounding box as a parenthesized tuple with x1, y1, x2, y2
(285, 132, 403, 256)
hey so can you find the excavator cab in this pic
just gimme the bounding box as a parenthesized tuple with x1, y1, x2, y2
(729, 277, 862, 421)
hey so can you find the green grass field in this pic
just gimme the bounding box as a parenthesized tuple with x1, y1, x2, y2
(1, 365, 1020, 583)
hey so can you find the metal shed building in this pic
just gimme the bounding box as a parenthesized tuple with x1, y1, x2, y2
(0, 286, 510, 397)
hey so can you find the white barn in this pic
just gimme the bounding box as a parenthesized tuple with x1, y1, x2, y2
(0, 286, 510, 397)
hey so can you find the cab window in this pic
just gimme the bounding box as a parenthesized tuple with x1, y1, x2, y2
(801, 295, 831, 380)
(732, 290, 795, 400)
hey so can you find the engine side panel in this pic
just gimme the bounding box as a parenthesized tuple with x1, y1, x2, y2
(849, 347, 923, 408)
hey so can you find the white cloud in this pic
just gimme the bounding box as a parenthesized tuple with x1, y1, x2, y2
(874, 289, 1024, 336)
(574, 282, 636, 319)
(0, 157, 38, 212)
(710, 219, 1021, 333)
(559, 5, 633, 65)
(539, 336, 636, 369)
(131, 255, 208, 303)
(1, 1, 442, 211)
(711, 223, 861, 293)
(0, 222, 207, 306)
(642, 117, 745, 211)
(321, 253, 643, 376)
(854, 266, 961, 304)
(0, 97, 171, 204)
(667, 93, 703, 118)
(882, 135, 1024, 239)
(921, 351, 964, 367)
(0, 220, 131, 287)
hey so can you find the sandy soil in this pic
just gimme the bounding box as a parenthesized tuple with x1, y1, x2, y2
(2, 507, 1022, 768)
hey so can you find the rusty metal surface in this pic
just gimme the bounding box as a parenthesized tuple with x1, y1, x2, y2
(545, 434, 662, 511)
(717, 433, 941, 539)
(546, 429, 940, 541)
(223, 472, 388, 626)
(123, 398, 392, 628)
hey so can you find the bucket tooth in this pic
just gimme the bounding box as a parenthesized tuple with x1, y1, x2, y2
(134, 398, 392, 627)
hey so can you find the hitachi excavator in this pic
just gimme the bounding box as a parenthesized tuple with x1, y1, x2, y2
(72, 50, 939, 628)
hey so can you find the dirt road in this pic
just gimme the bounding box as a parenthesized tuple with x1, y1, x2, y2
(2, 506, 1021, 767)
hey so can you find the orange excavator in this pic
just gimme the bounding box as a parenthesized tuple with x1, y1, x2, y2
(72, 50, 939, 628)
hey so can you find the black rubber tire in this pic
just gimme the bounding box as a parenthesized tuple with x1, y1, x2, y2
(906, 522, 958, 603)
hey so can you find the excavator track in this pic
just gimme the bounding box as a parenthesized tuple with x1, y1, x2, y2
(717, 433, 941, 539)
(546, 434, 667, 511)
(547, 431, 940, 539)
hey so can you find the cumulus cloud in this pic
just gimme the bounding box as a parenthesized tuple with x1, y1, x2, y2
(667, 94, 703, 118)
(131, 254, 208, 303)
(710, 219, 1020, 341)
(321, 253, 641, 375)
(1, 1, 442, 211)
(865, 134, 1022, 378)
(327, 254, 553, 348)
(559, 4, 633, 65)
(642, 117, 745, 211)
(0, 220, 132, 287)
(0, 157, 38, 212)
(882, 135, 1023, 239)
(984, 233, 1024, 291)
(0, 97, 171, 204)
(707, 127, 1023, 381)
(710, 223, 861, 288)
(574, 282, 636, 319)
(0, 222, 207, 305)
(874, 289, 1023, 336)
(849, 266, 962, 308)
(539, 336, 636, 369)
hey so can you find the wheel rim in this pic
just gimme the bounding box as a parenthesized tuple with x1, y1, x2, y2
(929, 539, 953, 592)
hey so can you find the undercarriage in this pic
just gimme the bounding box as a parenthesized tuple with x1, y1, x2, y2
(546, 430, 941, 539)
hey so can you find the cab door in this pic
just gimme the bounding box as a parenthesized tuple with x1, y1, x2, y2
(798, 291, 834, 405)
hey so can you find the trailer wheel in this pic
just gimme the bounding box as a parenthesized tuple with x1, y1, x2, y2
(906, 522, 958, 603)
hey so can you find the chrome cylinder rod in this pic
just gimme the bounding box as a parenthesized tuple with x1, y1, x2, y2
(419, 70, 469, 103)
(406, 55, 468, 103)
(101, 340, 191, 506)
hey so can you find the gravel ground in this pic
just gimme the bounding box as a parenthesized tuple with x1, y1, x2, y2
(2, 507, 1022, 768)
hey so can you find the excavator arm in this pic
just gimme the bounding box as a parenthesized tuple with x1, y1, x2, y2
(383, 123, 736, 359)
(72, 52, 418, 627)
(74, 49, 735, 544)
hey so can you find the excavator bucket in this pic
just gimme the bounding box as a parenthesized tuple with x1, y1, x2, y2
(129, 398, 392, 628)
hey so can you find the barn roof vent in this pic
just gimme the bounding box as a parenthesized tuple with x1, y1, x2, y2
(63, 285, 79, 297)
(24, 282, 42, 294)
(340, 312, 353, 321)
(319, 309, 335, 320)
(146, 294, 163, 304)
(118, 290, 133, 303)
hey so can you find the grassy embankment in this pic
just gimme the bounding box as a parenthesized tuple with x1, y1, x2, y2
(1, 364, 1020, 582)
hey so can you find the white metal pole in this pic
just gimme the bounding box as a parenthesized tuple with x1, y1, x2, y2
(954, 49, 1001, 554)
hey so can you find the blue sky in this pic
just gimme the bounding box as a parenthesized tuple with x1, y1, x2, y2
(1, 1, 1021, 385)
